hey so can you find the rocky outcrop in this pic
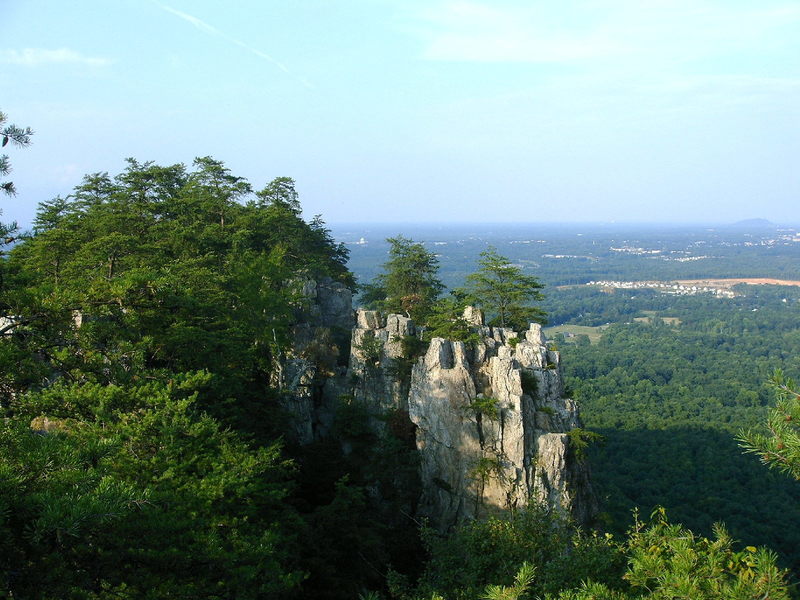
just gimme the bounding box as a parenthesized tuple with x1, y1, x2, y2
(408, 317, 597, 529)
(281, 298, 596, 527)
(278, 277, 354, 444)
(349, 310, 416, 415)
(534, 433, 596, 525)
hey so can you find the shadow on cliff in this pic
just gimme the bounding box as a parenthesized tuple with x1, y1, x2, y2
(589, 426, 800, 573)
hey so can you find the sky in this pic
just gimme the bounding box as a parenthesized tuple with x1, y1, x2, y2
(2, 0, 800, 227)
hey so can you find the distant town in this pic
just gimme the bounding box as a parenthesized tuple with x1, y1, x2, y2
(587, 280, 737, 297)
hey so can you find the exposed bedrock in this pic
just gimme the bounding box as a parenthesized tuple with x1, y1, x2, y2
(281, 295, 597, 527)
(407, 316, 597, 529)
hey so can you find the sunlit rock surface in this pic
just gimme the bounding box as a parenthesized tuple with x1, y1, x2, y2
(282, 298, 597, 527)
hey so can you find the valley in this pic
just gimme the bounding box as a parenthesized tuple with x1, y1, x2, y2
(336, 221, 800, 574)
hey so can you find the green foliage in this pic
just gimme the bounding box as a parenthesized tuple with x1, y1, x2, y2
(413, 506, 626, 600)
(555, 292, 800, 570)
(425, 294, 480, 344)
(0, 109, 33, 197)
(333, 395, 377, 448)
(465, 247, 546, 330)
(481, 562, 535, 600)
(366, 235, 444, 323)
(356, 330, 385, 366)
(574, 333, 591, 347)
(469, 453, 505, 482)
(738, 370, 800, 480)
(1, 374, 303, 598)
(388, 333, 428, 388)
(410, 508, 790, 600)
(620, 508, 790, 599)
(298, 401, 422, 599)
(1, 159, 351, 422)
(566, 428, 604, 462)
(0, 157, 376, 597)
(468, 396, 501, 421)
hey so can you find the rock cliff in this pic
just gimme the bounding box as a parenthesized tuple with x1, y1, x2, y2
(278, 277, 354, 444)
(349, 310, 415, 414)
(407, 311, 597, 528)
(280, 282, 596, 527)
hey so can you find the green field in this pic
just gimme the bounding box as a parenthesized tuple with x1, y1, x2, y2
(544, 324, 609, 344)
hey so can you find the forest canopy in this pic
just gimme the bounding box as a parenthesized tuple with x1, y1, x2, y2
(0, 157, 356, 597)
(0, 151, 796, 598)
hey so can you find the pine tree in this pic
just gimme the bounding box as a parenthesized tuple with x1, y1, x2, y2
(466, 246, 545, 330)
(738, 370, 800, 480)
(0, 110, 33, 197)
(368, 235, 443, 323)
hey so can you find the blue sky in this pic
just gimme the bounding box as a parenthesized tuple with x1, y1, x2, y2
(3, 0, 800, 227)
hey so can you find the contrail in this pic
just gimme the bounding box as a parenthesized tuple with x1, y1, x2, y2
(151, 1, 314, 89)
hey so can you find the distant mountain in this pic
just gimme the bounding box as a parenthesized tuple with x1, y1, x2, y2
(727, 218, 777, 230)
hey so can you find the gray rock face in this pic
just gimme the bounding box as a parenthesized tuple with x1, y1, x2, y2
(408, 339, 479, 525)
(407, 319, 597, 529)
(350, 309, 416, 415)
(533, 433, 597, 525)
(278, 277, 354, 444)
(462, 306, 485, 326)
(316, 279, 354, 330)
(283, 299, 596, 528)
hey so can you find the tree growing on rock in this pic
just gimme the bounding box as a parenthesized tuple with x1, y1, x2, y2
(466, 246, 545, 330)
(364, 235, 443, 323)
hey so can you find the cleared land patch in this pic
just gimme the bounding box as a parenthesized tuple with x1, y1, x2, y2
(675, 278, 800, 289)
(633, 316, 682, 325)
(544, 324, 608, 344)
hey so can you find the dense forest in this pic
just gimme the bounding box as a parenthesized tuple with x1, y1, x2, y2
(1, 140, 799, 596)
(340, 223, 800, 290)
(547, 287, 800, 570)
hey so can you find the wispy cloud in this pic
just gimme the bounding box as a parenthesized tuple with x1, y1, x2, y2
(405, 1, 800, 65)
(0, 48, 111, 67)
(152, 1, 314, 89)
(413, 2, 624, 63)
(158, 4, 218, 35)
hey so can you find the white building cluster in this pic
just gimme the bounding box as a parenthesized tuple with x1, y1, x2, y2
(587, 280, 736, 297)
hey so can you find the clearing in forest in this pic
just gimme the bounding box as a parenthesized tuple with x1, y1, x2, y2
(675, 278, 800, 289)
(544, 324, 608, 344)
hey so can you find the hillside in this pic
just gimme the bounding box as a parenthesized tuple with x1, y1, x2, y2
(1, 173, 797, 598)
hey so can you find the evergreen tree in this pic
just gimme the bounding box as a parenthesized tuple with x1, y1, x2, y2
(0, 110, 33, 198)
(366, 235, 443, 323)
(739, 370, 800, 480)
(0, 157, 366, 597)
(2, 374, 303, 598)
(466, 246, 545, 330)
(0, 110, 33, 278)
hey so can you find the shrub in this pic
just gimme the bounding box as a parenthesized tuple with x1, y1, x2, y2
(468, 396, 501, 421)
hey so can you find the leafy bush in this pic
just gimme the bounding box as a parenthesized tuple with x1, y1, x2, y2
(388, 334, 428, 387)
(407, 505, 625, 600)
(425, 296, 480, 345)
(356, 330, 384, 366)
(468, 396, 501, 421)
